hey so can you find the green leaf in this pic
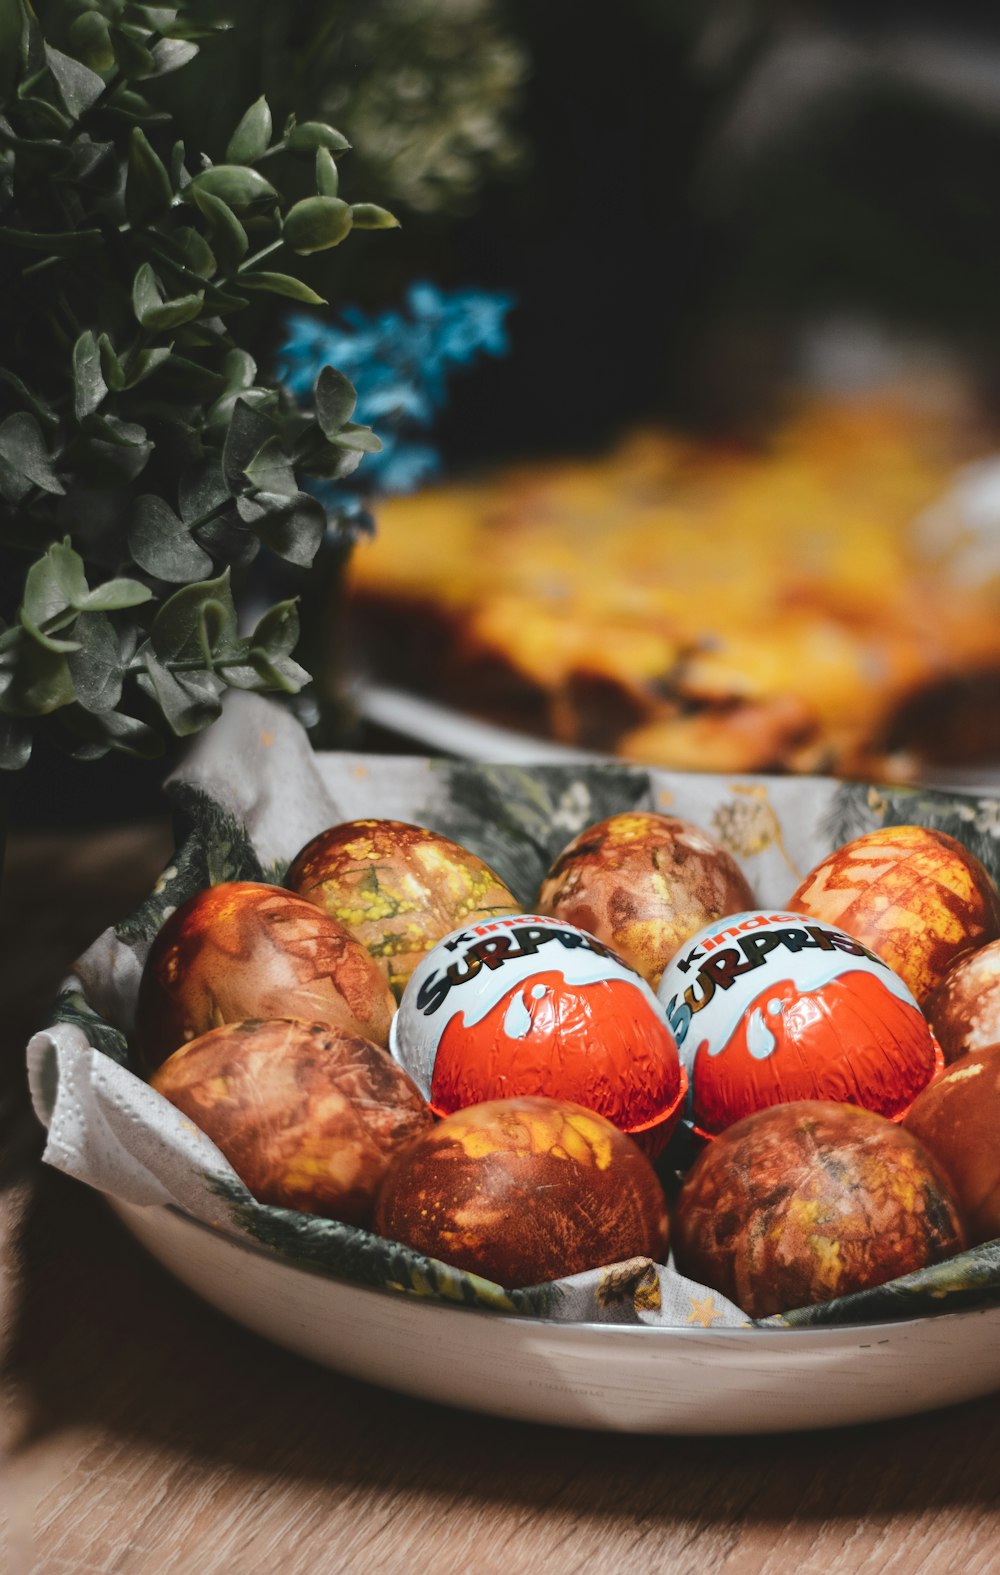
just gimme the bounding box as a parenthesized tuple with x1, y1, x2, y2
(67, 10, 115, 73)
(149, 569, 237, 661)
(0, 641, 74, 717)
(59, 704, 164, 760)
(124, 344, 172, 387)
(132, 263, 203, 330)
(111, 27, 155, 78)
(80, 577, 152, 613)
(314, 365, 357, 435)
(0, 717, 32, 771)
(178, 456, 230, 523)
(72, 330, 107, 422)
(243, 435, 296, 495)
(286, 121, 350, 155)
(68, 612, 125, 712)
(226, 95, 271, 164)
(237, 489, 326, 567)
(240, 271, 326, 305)
(0, 224, 102, 254)
(242, 647, 310, 694)
(330, 421, 382, 454)
(169, 225, 216, 277)
(150, 37, 198, 75)
(129, 495, 214, 582)
(98, 334, 126, 392)
(21, 548, 82, 649)
(0, 370, 58, 429)
(283, 195, 352, 254)
(222, 397, 276, 487)
(190, 186, 248, 270)
(126, 126, 174, 225)
(0, 412, 64, 494)
(136, 642, 223, 736)
(252, 598, 300, 657)
(222, 350, 256, 390)
(315, 147, 339, 198)
(0, 0, 25, 100)
(43, 44, 104, 118)
(349, 203, 400, 231)
(189, 163, 276, 207)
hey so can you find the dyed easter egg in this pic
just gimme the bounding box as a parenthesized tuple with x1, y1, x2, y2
(536, 811, 756, 989)
(788, 825, 1000, 1005)
(904, 1042, 1000, 1244)
(135, 881, 396, 1072)
(673, 1100, 966, 1317)
(924, 939, 1000, 1064)
(152, 1018, 432, 1225)
(390, 913, 686, 1156)
(656, 909, 939, 1137)
(286, 818, 520, 998)
(374, 1094, 669, 1288)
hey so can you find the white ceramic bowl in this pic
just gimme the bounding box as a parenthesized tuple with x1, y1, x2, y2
(111, 1197, 1000, 1434)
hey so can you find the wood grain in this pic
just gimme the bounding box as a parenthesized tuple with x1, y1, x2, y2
(4, 821, 1000, 1574)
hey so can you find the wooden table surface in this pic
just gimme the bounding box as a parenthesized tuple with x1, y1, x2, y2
(3, 818, 1000, 1575)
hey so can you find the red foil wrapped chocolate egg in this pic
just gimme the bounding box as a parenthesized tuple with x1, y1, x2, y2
(673, 1100, 966, 1317)
(924, 939, 1000, 1064)
(537, 811, 756, 989)
(374, 1094, 669, 1288)
(136, 881, 396, 1072)
(152, 1018, 432, 1225)
(656, 909, 939, 1137)
(903, 1042, 1000, 1244)
(390, 913, 686, 1156)
(286, 818, 520, 998)
(788, 824, 1000, 1005)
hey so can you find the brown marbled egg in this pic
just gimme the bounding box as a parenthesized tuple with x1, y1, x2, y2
(672, 1100, 966, 1318)
(788, 825, 1000, 1005)
(903, 1043, 1000, 1244)
(286, 819, 521, 998)
(924, 940, 1000, 1064)
(152, 1018, 432, 1225)
(135, 881, 396, 1072)
(374, 1095, 669, 1288)
(536, 812, 756, 988)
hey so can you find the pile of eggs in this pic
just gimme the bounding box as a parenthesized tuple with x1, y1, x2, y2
(136, 807, 1000, 1318)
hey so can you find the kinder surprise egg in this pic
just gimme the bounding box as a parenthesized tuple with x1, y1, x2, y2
(135, 881, 396, 1072)
(788, 825, 1000, 1005)
(390, 913, 686, 1156)
(285, 819, 520, 998)
(374, 1095, 669, 1288)
(656, 909, 939, 1138)
(536, 812, 756, 989)
(152, 1019, 432, 1226)
(672, 1100, 966, 1318)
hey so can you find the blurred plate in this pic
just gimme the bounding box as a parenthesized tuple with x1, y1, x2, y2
(113, 1197, 1000, 1434)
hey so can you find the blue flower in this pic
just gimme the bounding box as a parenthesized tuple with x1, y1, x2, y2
(278, 282, 515, 498)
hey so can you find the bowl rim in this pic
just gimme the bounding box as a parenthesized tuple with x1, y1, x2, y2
(148, 1200, 999, 1343)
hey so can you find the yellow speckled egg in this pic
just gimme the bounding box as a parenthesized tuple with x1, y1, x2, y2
(537, 812, 755, 988)
(286, 819, 521, 998)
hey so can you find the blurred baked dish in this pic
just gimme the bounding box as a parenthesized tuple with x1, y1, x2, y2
(347, 393, 1000, 779)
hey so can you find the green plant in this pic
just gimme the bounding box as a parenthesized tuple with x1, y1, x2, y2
(0, 0, 399, 771)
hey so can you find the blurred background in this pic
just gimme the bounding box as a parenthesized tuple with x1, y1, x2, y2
(17, 0, 1000, 822)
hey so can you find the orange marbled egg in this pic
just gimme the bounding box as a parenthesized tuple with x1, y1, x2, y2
(903, 1042, 1000, 1244)
(374, 1095, 669, 1288)
(135, 881, 396, 1072)
(788, 825, 1000, 1004)
(152, 1018, 432, 1225)
(536, 812, 755, 988)
(924, 939, 1000, 1064)
(286, 819, 520, 998)
(673, 1100, 966, 1318)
